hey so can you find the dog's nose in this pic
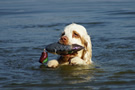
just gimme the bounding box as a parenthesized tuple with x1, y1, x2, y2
(59, 36, 69, 45)
(61, 36, 68, 42)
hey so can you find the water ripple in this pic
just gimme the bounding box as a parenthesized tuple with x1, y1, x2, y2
(107, 10, 135, 15)
(114, 70, 135, 75)
(14, 23, 67, 29)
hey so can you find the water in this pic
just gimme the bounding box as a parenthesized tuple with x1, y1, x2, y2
(0, 0, 135, 89)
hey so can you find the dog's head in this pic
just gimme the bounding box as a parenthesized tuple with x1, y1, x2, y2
(59, 23, 92, 63)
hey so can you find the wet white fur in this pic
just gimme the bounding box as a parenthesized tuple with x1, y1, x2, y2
(47, 23, 92, 68)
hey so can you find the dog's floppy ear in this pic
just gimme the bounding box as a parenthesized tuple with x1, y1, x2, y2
(81, 35, 92, 64)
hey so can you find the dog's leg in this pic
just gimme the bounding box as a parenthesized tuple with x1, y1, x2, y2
(47, 60, 59, 68)
(70, 57, 87, 65)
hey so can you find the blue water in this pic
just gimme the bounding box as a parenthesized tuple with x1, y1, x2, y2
(0, 0, 135, 89)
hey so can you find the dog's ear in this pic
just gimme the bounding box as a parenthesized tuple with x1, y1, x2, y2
(81, 35, 92, 64)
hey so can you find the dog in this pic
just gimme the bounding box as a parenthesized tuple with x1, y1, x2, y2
(47, 23, 92, 68)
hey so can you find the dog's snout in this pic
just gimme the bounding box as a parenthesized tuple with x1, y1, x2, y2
(61, 36, 68, 42)
(59, 36, 69, 45)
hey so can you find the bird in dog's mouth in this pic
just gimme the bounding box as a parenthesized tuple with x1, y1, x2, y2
(46, 42, 84, 55)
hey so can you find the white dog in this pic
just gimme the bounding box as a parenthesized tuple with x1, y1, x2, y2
(47, 23, 92, 68)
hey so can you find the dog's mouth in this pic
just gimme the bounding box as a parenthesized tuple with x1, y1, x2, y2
(62, 52, 78, 57)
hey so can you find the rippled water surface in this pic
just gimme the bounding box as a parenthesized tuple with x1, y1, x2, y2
(0, 0, 135, 89)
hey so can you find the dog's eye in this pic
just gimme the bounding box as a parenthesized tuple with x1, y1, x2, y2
(74, 33, 79, 37)
(73, 31, 80, 38)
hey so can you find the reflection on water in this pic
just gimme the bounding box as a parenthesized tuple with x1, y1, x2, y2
(0, 0, 135, 89)
(37, 64, 103, 89)
(58, 65, 95, 84)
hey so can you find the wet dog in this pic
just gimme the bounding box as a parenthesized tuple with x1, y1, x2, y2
(47, 23, 92, 68)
